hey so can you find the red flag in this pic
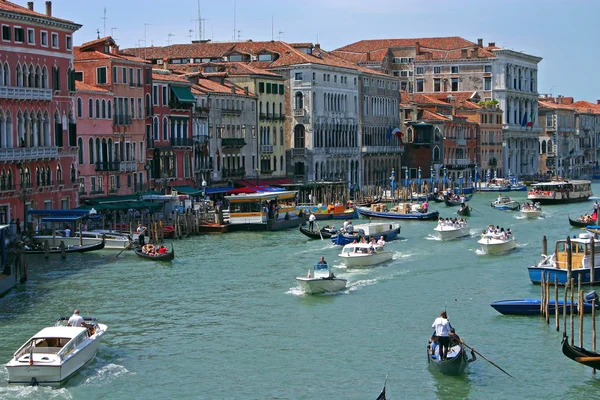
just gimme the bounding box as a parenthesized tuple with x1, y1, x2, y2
(29, 348, 33, 365)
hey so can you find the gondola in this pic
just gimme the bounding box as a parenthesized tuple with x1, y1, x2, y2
(433, 195, 445, 203)
(134, 245, 175, 261)
(444, 194, 473, 207)
(561, 333, 600, 369)
(427, 341, 471, 376)
(298, 224, 335, 240)
(24, 239, 105, 254)
(457, 205, 471, 217)
(568, 215, 594, 228)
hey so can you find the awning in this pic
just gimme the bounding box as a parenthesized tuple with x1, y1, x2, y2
(205, 186, 234, 194)
(41, 216, 84, 223)
(72, 201, 162, 212)
(171, 86, 196, 104)
(226, 187, 257, 194)
(236, 178, 293, 187)
(29, 209, 91, 216)
(171, 185, 203, 196)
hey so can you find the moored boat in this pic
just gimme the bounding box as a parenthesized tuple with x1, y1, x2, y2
(477, 233, 517, 255)
(5, 317, 108, 385)
(32, 231, 129, 250)
(528, 180, 593, 204)
(224, 191, 305, 231)
(296, 263, 347, 294)
(491, 195, 520, 211)
(296, 204, 358, 220)
(528, 232, 600, 285)
(24, 239, 105, 254)
(491, 291, 598, 315)
(331, 222, 401, 245)
(562, 333, 600, 370)
(338, 242, 393, 267)
(478, 179, 511, 192)
(134, 244, 175, 261)
(356, 204, 439, 221)
(433, 220, 470, 241)
(586, 226, 600, 236)
(197, 221, 229, 234)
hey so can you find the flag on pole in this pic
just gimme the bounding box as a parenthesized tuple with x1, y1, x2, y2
(386, 126, 392, 143)
(526, 112, 534, 127)
(391, 127, 403, 146)
(521, 113, 527, 127)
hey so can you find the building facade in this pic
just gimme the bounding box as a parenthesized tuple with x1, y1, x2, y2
(0, 1, 81, 228)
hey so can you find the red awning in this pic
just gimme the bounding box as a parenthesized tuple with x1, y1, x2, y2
(226, 187, 257, 194)
(235, 178, 293, 187)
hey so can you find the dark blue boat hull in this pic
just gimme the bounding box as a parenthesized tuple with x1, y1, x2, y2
(491, 299, 597, 315)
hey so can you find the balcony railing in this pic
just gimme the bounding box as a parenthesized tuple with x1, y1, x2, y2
(260, 144, 274, 153)
(361, 145, 404, 154)
(55, 180, 65, 185)
(119, 161, 137, 172)
(109, 188, 117, 193)
(0, 86, 52, 101)
(194, 134, 209, 143)
(113, 114, 132, 126)
(259, 113, 267, 120)
(170, 137, 194, 147)
(456, 139, 467, 146)
(221, 108, 242, 116)
(293, 109, 305, 117)
(221, 138, 246, 148)
(453, 159, 471, 165)
(324, 147, 360, 155)
(0, 146, 59, 162)
(89, 189, 104, 195)
(222, 168, 246, 178)
(95, 162, 119, 172)
(291, 148, 307, 157)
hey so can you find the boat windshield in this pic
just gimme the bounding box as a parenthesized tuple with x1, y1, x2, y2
(16, 337, 71, 358)
(314, 263, 329, 272)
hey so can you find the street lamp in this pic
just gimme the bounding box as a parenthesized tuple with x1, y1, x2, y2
(474, 163, 479, 190)
(443, 166, 447, 190)
(430, 165, 434, 192)
(390, 168, 395, 202)
(202, 178, 207, 199)
(417, 167, 422, 194)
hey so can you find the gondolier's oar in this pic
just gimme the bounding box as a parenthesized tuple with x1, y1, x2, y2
(116, 241, 133, 258)
(470, 206, 484, 215)
(315, 221, 324, 241)
(576, 356, 600, 362)
(462, 342, 513, 377)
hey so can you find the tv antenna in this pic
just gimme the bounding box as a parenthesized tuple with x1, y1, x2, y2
(111, 27, 117, 40)
(102, 8, 108, 37)
(277, 30, 284, 41)
(188, 29, 194, 43)
(167, 33, 175, 45)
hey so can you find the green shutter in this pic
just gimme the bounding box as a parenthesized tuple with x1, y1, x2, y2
(279, 84, 284, 95)
(259, 82, 265, 93)
(266, 83, 271, 94)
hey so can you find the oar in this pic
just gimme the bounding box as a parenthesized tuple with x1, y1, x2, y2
(576, 356, 600, 362)
(315, 221, 324, 241)
(470, 206, 484, 215)
(462, 342, 513, 377)
(116, 241, 133, 258)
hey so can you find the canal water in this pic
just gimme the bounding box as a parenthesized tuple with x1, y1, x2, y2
(1, 185, 600, 399)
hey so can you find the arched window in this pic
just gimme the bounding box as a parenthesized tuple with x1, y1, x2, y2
(95, 99, 100, 118)
(279, 102, 283, 117)
(433, 145, 441, 161)
(6, 169, 12, 190)
(107, 100, 112, 119)
(153, 117, 159, 140)
(88, 137, 94, 164)
(294, 124, 305, 148)
(280, 127, 284, 146)
(41, 66, 48, 88)
(70, 163, 76, 183)
(78, 137, 84, 164)
(35, 65, 41, 88)
(184, 153, 190, 177)
(28, 64, 35, 88)
(77, 97, 83, 118)
(162, 117, 168, 141)
(88, 99, 93, 118)
(56, 164, 62, 183)
(101, 99, 106, 118)
(294, 92, 303, 109)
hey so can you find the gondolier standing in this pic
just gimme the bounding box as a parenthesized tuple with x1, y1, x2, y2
(137, 223, 147, 246)
(432, 311, 452, 360)
(308, 212, 316, 231)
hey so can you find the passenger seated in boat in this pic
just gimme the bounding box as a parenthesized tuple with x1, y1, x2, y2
(377, 236, 386, 246)
(449, 328, 462, 346)
(158, 246, 168, 255)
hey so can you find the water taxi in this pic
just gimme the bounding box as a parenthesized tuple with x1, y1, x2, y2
(527, 180, 592, 204)
(528, 232, 600, 285)
(491, 195, 520, 211)
(520, 203, 542, 219)
(296, 204, 358, 220)
(332, 222, 401, 245)
(477, 232, 517, 255)
(224, 191, 304, 231)
(433, 220, 470, 241)
(5, 317, 107, 386)
(296, 263, 347, 294)
(32, 231, 130, 250)
(338, 242, 393, 267)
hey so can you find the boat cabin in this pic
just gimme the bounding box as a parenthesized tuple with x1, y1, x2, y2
(13, 326, 89, 361)
(312, 263, 333, 278)
(353, 222, 400, 236)
(554, 233, 600, 270)
(496, 196, 512, 203)
(342, 243, 385, 254)
(225, 191, 299, 225)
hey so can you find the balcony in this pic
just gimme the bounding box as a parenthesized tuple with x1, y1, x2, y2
(260, 144, 274, 153)
(291, 148, 307, 157)
(55, 180, 65, 185)
(95, 162, 119, 172)
(454, 159, 471, 165)
(222, 167, 246, 178)
(456, 139, 467, 146)
(193, 134, 209, 143)
(0, 146, 58, 162)
(0, 86, 52, 101)
(89, 189, 104, 195)
(260, 169, 274, 175)
(221, 108, 242, 116)
(221, 138, 246, 148)
(361, 145, 404, 154)
(324, 147, 360, 155)
(293, 109, 305, 118)
(170, 137, 194, 147)
(113, 114, 132, 126)
(195, 105, 210, 114)
(259, 113, 267, 120)
(275, 114, 285, 121)
(119, 161, 137, 172)
(109, 188, 117, 194)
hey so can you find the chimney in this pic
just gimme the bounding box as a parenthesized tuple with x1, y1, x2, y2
(162, 58, 169, 71)
(314, 43, 320, 50)
(488, 42, 496, 47)
(27, 1, 33, 11)
(477, 38, 483, 48)
(45, 1, 52, 16)
(461, 49, 468, 59)
(366, 52, 371, 61)
(111, 45, 120, 55)
(244, 86, 249, 95)
(597, 100, 600, 105)
(231, 85, 235, 94)
(415, 41, 421, 55)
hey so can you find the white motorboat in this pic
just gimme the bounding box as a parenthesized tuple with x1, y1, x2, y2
(433, 222, 470, 241)
(32, 231, 131, 250)
(5, 317, 108, 386)
(520, 203, 541, 219)
(477, 233, 517, 255)
(490, 195, 520, 211)
(296, 263, 347, 294)
(338, 242, 393, 267)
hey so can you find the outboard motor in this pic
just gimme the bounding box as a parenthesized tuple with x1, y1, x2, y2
(30, 377, 39, 386)
(584, 291, 599, 305)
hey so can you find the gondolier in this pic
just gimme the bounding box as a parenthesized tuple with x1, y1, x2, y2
(137, 223, 147, 245)
(308, 213, 316, 231)
(432, 311, 452, 361)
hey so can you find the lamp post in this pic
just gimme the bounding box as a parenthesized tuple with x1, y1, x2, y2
(390, 168, 395, 203)
(417, 167, 422, 195)
(430, 165, 434, 193)
(443, 166, 447, 191)
(202, 178, 207, 199)
(474, 163, 479, 191)
(459, 173, 463, 194)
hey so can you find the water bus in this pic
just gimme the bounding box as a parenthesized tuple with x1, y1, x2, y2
(527, 180, 592, 204)
(224, 191, 304, 231)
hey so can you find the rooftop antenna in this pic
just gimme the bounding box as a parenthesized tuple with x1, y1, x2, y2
(233, 0, 236, 41)
(201, 18, 209, 40)
(277, 30, 284, 41)
(197, 0, 202, 40)
(102, 8, 108, 37)
(188, 29, 194, 43)
(167, 33, 175, 45)
(111, 27, 117, 41)
(271, 17, 273, 41)
(96, 29, 100, 39)
(144, 23, 150, 59)
(237, 30, 241, 41)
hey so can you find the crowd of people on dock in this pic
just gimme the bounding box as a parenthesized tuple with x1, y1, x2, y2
(481, 225, 513, 240)
(437, 217, 468, 229)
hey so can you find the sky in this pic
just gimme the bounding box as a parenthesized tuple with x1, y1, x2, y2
(45, 0, 599, 102)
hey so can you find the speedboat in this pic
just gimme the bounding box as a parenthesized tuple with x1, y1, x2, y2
(477, 233, 517, 255)
(491, 195, 520, 211)
(520, 203, 541, 219)
(338, 242, 393, 267)
(296, 263, 347, 294)
(433, 221, 470, 241)
(5, 317, 108, 385)
(331, 222, 401, 245)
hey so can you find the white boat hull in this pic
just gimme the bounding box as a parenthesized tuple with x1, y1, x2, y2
(433, 226, 470, 241)
(477, 237, 517, 255)
(521, 210, 541, 219)
(6, 324, 107, 385)
(339, 250, 393, 267)
(296, 277, 347, 294)
(32, 236, 129, 250)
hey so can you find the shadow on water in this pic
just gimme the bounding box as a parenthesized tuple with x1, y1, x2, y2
(429, 369, 472, 400)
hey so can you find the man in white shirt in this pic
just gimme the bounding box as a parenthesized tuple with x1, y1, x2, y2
(431, 311, 452, 360)
(64, 226, 71, 237)
(308, 213, 316, 231)
(67, 310, 85, 327)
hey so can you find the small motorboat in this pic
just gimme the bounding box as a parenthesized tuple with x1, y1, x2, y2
(520, 203, 541, 219)
(5, 316, 108, 385)
(356, 204, 439, 221)
(162, 225, 176, 238)
(491, 195, 520, 211)
(427, 341, 474, 376)
(32, 231, 128, 250)
(298, 224, 335, 240)
(332, 222, 401, 245)
(477, 233, 517, 255)
(134, 244, 175, 262)
(197, 221, 229, 234)
(491, 291, 598, 315)
(586, 225, 600, 236)
(296, 263, 346, 294)
(457, 204, 471, 217)
(338, 242, 393, 267)
(433, 221, 470, 241)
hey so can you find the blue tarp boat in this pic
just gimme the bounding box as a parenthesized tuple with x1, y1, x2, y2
(331, 222, 401, 245)
(491, 292, 598, 315)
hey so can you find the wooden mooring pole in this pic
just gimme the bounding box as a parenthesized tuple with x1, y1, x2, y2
(542, 235, 547, 256)
(555, 276, 559, 332)
(540, 271, 545, 317)
(579, 288, 584, 348)
(570, 278, 575, 346)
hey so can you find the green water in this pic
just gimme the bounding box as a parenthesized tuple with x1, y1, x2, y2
(1, 185, 600, 399)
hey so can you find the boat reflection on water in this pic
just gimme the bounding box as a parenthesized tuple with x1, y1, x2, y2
(430, 373, 472, 400)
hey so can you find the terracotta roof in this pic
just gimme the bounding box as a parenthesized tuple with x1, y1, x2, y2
(571, 101, 600, 115)
(152, 70, 189, 83)
(75, 81, 112, 94)
(411, 93, 451, 106)
(415, 47, 495, 61)
(426, 92, 485, 110)
(0, 0, 80, 26)
(124, 42, 237, 61)
(539, 100, 576, 111)
(421, 109, 450, 121)
(74, 42, 149, 64)
(192, 78, 256, 97)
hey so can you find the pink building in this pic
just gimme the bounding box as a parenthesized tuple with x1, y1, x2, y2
(0, 1, 81, 229)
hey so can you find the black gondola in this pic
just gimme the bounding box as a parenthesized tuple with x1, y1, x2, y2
(24, 239, 105, 254)
(427, 341, 471, 376)
(561, 333, 600, 369)
(298, 225, 335, 239)
(568, 215, 594, 228)
(457, 205, 471, 217)
(134, 245, 175, 261)
(444, 194, 473, 207)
